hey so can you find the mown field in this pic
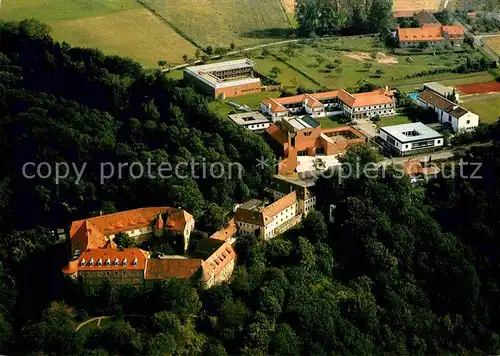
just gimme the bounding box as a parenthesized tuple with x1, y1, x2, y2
(0, 0, 198, 67)
(484, 37, 500, 56)
(462, 96, 500, 124)
(141, 0, 293, 48)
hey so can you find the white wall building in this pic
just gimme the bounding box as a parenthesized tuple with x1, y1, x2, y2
(379, 122, 444, 155)
(234, 191, 303, 240)
(261, 89, 396, 122)
(228, 112, 271, 131)
(417, 90, 479, 133)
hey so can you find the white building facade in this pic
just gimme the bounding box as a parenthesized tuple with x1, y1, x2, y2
(379, 122, 444, 155)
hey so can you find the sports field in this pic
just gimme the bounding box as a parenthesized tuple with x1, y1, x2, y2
(141, 0, 292, 48)
(457, 81, 500, 94)
(0, 0, 198, 67)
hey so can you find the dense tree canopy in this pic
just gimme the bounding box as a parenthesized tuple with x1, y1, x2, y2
(295, 0, 393, 36)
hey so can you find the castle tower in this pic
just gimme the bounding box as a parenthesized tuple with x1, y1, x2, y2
(154, 214, 164, 237)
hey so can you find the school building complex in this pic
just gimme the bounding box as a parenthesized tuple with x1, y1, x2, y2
(260, 89, 396, 121)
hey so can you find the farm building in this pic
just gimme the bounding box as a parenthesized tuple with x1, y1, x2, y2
(184, 59, 262, 99)
(397, 25, 465, 47)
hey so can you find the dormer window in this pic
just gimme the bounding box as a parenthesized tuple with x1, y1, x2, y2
(114, 257, 119, 266)
(98, 258, 103, 266)
(123, 258, 128, 266)
(106, 258, 111, 266)
(133, 257, 138, 266)
(80, 258, 86, 266)
(89, 258, 94, 266)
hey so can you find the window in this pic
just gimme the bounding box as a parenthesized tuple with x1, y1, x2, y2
(437, 140, 442, 144)
(304, 132, 312, 137)
(466, 120, 470, 124)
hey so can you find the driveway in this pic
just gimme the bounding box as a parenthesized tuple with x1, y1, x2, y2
(353, 118, 378, 138)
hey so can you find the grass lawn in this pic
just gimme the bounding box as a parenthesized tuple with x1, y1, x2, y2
(0, 0, 140, 22)
(462, 96, 500, 124)
(484, 37, 500, 56)
(252, 55, 320, 90)
(256, 38, 487, 90)
(317, 117, 347, 128)
(378, 114, 413, 127)
(396, 72, 497, 92)
(0, 0, 197, 67)
(209, 91, 281, 117)
(142, 0, 293, 48)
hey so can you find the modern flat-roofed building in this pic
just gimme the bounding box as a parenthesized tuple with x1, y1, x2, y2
(228, 112, 271, 131)
(417, 90, 478, 132)
(379, 122, 444, 155)
(184, 59, 261, 99)
(261, 88, 396, 121)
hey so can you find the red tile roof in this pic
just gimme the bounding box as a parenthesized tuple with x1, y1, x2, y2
(262, 98, 287, 112)
(261, 191, 297, 225)
(201, 242, 236, 282)
(442, 25, 465, 38)
(266, 124, 288, 145)
(209, 218, 237, 241)
(70, 207, 192, 253)
(403, 160, 423, 175)
(351, 89, 395, 108)
(63, 247, 150, 275)
(397, 26, 443, 41)
(145, 258, 203, 280)
(261, 89, 393, 113)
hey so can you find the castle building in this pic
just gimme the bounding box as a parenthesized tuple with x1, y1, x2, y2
(235, 191, 308, 240)
(62, 207, 237, 289)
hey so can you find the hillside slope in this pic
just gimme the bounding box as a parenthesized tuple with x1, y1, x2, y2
(0, 0, 198, 66)
(142, 0, 293, 48)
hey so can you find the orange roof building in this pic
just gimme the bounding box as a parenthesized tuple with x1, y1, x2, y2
(266, 121, 367, 174)
(260, 88, 396, 122)
(62, 206, 237, 289)
(261, 89, 396, 121)
(397, 25, 465, 47)
(235, 192, 302, 240)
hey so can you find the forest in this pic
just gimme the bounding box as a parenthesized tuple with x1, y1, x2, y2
(2, 19, 500, 355)
(295, 0, 393, 36)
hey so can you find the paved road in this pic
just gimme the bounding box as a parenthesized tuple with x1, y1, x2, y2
(75, 316, 111, 331)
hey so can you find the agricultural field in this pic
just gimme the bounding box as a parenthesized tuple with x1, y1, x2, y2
(484, 37, 500, 56)
(141, 0, 293, 48)
(0, 0, 198, 67)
